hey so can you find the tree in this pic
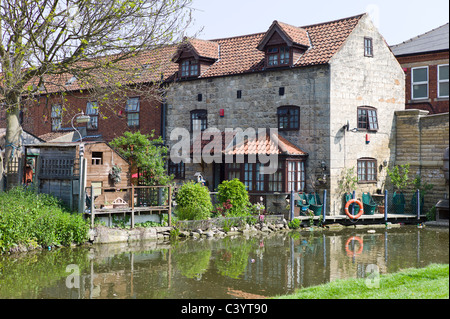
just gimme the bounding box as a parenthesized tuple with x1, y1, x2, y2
(110, 130, 172, 186)
(0, 0, 193, 188)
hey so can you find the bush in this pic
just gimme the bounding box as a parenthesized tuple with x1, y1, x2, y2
(217, 179, 251, 217)
(175, 181, 213, 220)
(0, 187, 89, 253)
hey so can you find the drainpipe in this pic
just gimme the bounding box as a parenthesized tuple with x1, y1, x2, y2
(161, 101, 167, 143)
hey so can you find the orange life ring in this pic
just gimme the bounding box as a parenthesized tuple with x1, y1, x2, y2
(344, 199, 364, 219)
(345, 236, 364, 257)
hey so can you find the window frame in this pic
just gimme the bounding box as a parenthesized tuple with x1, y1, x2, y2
(51, 104, 62, 131)
(277, 106, 300, 131)
(190, 109, 208, 132)
(438, 64, 449, 98)
(86, 101, 99, 130)
(91, 152, 103, 165)
(168, 160, 185, 179)
(357, 106, 379, 132)
(357, 158, 377, 183)
(286, 159, 306, 192)
(364, 37, 373, 57)
(411, 66, 429, 100)
(267, 46, 291, 67)
(225, 158, 306, 193)
(125, 97, 140, 128)
(180, 59, 199, 78)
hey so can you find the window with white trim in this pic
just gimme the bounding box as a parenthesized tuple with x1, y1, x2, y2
(411, 66, 428, 100)
(438, 64, 449, 98)
(51, 104, 62, 131)
(86, 101, 99, 130)
(126, 97, 140, 128)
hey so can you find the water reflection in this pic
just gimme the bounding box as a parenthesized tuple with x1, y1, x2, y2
(0, 226, 448, 299)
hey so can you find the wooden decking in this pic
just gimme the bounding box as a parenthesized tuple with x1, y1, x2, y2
(296, 213, 425, 226)
(84, 185, 172, 228)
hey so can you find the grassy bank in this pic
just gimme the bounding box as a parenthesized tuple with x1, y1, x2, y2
(276, 264, 449, 299)
(0, 187, 89, 253)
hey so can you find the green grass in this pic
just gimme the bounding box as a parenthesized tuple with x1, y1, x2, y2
(275, 264, 449, 299)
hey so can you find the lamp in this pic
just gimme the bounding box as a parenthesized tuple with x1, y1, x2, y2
(71, 111, 91, 143)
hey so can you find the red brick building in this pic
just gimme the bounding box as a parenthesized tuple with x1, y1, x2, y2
(1, 46, 178, 143)
(391, 23, 449, 114)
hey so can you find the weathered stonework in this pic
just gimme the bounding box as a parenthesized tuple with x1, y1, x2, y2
(165, 15, 405, 216)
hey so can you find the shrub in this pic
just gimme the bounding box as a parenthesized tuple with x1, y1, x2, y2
(217, 179, 251, 217)
(0, 187, 89, 253)
(288, 218, 301, 229)
(175, 181, 213, 220)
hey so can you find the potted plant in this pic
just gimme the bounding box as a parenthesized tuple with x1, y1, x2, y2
(109, 164, 122, 185)
(386, 164, 410, 214)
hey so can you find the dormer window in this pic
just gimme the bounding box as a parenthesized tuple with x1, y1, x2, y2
(173, 38, 219, 80)
(267, 47, 290, 66)
(180, 59, 199, 78)
(257, 21, 310, 69)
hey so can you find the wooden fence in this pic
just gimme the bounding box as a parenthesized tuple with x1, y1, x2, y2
(85, 185, 172, 228)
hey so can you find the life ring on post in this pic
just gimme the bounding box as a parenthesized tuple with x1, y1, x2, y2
(345, 236, 364, 257)
(344, 199, 364, 219)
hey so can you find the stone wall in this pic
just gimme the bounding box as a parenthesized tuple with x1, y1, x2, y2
(328, 14, 405, 215)
(165, 65, 331, 189)
(165, 15, 405, 217)
(395, 109, 449, 212)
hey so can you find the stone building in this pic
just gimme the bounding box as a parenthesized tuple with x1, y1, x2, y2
(165, 13, 405, 215)
(391, 23, 449, 114)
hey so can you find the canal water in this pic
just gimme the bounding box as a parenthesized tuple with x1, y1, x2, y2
(0, 226, 448, 299)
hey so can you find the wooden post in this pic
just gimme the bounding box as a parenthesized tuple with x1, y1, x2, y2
(90, 185, 95, 228)
(168, 185, 172, 227)
(131, 185, 135, 228)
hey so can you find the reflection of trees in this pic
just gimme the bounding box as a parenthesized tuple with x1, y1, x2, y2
(0, 248, 89, 298)
(172, 241, 211, 279)
(215, 238, 253, 279)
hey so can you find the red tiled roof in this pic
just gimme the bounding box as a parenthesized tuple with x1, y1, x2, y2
(11, 14, 364, 95)
(173, 38, 220, 62)
(225, 132, 307, 156)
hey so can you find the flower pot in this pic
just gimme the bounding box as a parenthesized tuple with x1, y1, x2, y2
(377, 205, 385, 214)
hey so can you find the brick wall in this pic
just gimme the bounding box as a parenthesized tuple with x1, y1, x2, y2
(5, 89, 162, 142)
(396, 51, 449, 114)
(395, 109, 449, 212)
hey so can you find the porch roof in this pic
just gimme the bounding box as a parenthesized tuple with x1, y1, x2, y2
(224, 131, 307, 157)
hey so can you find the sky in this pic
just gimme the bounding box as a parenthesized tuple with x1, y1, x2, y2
(186, 0, 449, 46)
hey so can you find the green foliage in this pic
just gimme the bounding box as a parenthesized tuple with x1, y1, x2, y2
(175, 181, 213, 220)
(288, 218, 301, 229)
(387, 164, 410, 190)
(110, 131, 173, 186)
(337, 167, 358, 195)
(0, 187, 89, 253)
(217, 179, 251, 217)
(412, 175, 434, 197)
